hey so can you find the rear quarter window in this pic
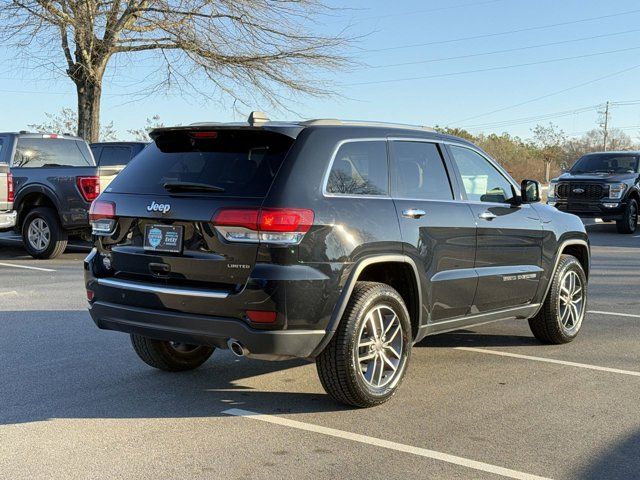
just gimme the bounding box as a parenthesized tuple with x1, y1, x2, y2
(106, 130, 294, 197)
(326, 140, 388, 196)
(13, 138, 94, 168)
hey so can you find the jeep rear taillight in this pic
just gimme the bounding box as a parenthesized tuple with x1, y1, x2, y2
(77, 176, 100, 202)
(89, 200, 116, 235)
(7, 172, 14, 202)
(212, 207, 314, 245)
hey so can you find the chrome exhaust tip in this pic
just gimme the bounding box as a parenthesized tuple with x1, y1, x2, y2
(227, 339, 247, 357)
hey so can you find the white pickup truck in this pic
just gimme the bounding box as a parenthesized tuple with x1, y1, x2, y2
(0, 162, 16, 231)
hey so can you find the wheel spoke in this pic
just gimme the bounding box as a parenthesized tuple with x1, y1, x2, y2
(359, 351, 376, 363)
(383, 314, 397, 337)
(359, 338, 375, 349)
(381, 352, 397, 371)
(385, 323, 402, 344)
(385, 345, 401, 359)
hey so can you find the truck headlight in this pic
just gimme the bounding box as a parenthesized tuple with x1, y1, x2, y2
(608, 183, 627, 199)
(547, 182, 556, 198)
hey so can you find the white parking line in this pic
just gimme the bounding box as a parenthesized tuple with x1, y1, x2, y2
(588, 310, 640, 319)
(223, 408, 551, 480)
(455, 347, 640, 377)
(0, 262, 56, 272)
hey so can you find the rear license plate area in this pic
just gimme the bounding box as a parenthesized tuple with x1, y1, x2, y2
(144, 224, 184, 253)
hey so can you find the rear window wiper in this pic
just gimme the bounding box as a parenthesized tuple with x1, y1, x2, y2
(163, 181, 225, 193)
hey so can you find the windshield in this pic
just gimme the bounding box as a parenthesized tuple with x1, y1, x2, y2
(106, 129, 294, 197)
(570, 153, 639, 174)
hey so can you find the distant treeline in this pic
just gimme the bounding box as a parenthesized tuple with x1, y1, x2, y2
(435, 124, 637, 183)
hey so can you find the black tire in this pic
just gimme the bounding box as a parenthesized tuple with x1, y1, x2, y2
(528, 255, 587, 344)
(21, 207, 68, 259)
(316, 282, 412, 408)
(130, 334, 215, 372)
(616, 198, 638, 234)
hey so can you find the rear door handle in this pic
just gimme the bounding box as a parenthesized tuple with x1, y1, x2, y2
(478, 211, 497, 221)
(402, 208, 426, 219)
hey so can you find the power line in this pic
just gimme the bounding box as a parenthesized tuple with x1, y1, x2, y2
(362, 29, 640, 70)
(361, 7, 640, 53)
(344, 45, 640, 87)
(357, 0, 506, 21)
(453, 63, 640, 124)
(464, 104, 601, 130)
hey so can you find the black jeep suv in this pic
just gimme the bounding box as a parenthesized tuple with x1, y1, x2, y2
(85, 113, 590, 407)
(547, 151, 640, 234)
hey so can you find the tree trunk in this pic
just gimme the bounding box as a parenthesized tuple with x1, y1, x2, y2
(76, 78, 102, 142)
(545, 160, 551, 184)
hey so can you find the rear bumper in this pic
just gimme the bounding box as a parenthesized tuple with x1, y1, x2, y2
(84, 249, 341, 360)
(89, 301, 326, 360)
(0, 210, 16, 231)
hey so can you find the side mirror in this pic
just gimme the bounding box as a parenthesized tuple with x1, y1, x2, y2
(521, 179, 541, 203)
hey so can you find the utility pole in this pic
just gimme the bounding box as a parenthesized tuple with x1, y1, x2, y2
(600, 101, 610, 151)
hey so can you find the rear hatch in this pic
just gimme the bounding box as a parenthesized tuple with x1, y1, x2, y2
(95, 128, 296, 292)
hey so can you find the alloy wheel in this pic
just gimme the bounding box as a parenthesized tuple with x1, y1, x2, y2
(558, 270, 584, 335)
(27, 218, 51, 251)
(355, 305, 404, 388)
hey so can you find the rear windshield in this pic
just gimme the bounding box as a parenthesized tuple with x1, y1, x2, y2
(571, 154, 639, 174)
(107, 130, 294, 197)
(13, 138, 94, 168)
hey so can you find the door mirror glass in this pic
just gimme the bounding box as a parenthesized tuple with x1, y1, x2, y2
(521, 179, 540, 203)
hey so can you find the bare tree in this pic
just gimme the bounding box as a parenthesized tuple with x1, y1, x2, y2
(0, 1, 351, 142)
(532, 122, 566, 183)
(127, 114, 165, 141)
(28, 107, 118, 140)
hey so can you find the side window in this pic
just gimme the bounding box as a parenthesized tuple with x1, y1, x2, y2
(391, 141, 453, 200)
(0, 138, 4, 161)
(449, 145, 514, 203)
(326, 141, 388, 196)
(99, 146, 132, 167)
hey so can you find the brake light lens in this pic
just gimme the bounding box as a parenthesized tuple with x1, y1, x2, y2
(77, 176, 100, 202)
(7, 172, 14, 202)
(89, 200, 116, 235)
(212, 207, 314, 244)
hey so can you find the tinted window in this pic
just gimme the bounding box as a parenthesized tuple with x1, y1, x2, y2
(449, 145, 514, 203)
(391, 141, 452, 200)
(13, 138, 93, 168)
(90, 145, 102, 163)
(99, 146, 132, 167)
(571, 154, 639, 174)
(107, 130, 293, 197)
(326, 141, 388, 196)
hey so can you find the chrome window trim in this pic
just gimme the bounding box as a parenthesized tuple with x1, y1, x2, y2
(321, 137, 390, 198)
(321, 135, 521, 205)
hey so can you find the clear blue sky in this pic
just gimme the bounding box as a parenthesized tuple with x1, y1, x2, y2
(1, 0, 640, 140)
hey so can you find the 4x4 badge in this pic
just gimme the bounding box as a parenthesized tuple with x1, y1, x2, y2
(147, 201, 171, 213)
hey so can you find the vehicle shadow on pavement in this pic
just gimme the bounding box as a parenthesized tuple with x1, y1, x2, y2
(585, 223, 640, 249)
(415, 329, 540, 348)
(579, 429, 640, 479)
(0, 311, 350, 425)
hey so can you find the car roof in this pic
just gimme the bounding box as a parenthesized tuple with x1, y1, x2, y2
(0, 132, 84, 140)
(90, 141, 149, 146)
(581, 151, 640, 156)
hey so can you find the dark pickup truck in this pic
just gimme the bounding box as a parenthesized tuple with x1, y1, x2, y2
(547, 151, 640, 234)
(0, 132, 99, 258)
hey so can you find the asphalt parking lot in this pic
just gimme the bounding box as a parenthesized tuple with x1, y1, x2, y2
(0, 225, 638, 480)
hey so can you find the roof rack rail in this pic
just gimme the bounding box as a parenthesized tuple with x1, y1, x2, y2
(300, 119, 436, 132)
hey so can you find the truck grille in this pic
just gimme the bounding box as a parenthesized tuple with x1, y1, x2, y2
(556, 183, 606, 201)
